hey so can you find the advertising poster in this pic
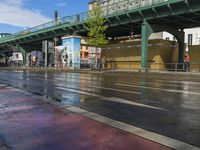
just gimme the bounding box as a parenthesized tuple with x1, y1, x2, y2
(62, 36, 81, 68)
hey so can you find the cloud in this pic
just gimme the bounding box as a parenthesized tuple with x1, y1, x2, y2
(57, 2, 67, 7)
(0, 0, 52, 28)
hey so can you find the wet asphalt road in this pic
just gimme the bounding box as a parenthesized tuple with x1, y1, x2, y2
(0, 70, 199, 147)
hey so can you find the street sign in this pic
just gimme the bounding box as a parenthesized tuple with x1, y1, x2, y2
(42, 40, 54, 53)
(48, 41, 54, 53)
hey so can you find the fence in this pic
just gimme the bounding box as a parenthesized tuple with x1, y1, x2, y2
(105, 61, 200, 72)
(4, 60, 200, 73)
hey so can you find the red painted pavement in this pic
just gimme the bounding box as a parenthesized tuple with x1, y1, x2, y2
(0, 86, 173, 150)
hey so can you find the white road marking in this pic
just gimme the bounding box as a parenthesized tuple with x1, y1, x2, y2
(56, 87, 165, 111)
(54, 81, 142, 95)
(119, 81, 187, 89)
(87, 85, 141, 95)
(169, 81, 200, 85)
(1, 83, 199, 149)
(115, 83, 200, 95)
(105, 97, 166, 111)
(12, 71, 23, 73)
(56, 87, 101, 97)
(0, 84, 6, 87)
(65, 106, 200, 150)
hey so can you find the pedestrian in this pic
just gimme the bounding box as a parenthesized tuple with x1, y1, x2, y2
(94, 56, 98, 70)
(97, 57, 101, 71)
(58, 51, 62, 68)
(28, 54, 31, 67)
(65, 53, 68, 67)
(184, 54, 190, 72)
(32, 56, 36, 67)
(102, 56, 106, 70)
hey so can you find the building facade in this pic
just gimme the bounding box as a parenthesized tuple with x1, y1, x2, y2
(156, 28, 200, 46)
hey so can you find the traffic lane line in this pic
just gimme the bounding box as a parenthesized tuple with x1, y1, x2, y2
(115, 83, 200, 95)
(0, 86, 172, 150)
(65, 106, 200, 150)
(55, 87, 165, 111)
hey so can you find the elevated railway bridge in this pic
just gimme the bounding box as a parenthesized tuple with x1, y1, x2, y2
(0, 0, 200, 69)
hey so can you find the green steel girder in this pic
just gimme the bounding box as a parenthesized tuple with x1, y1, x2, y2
(0, 22, 78, 44)
(152, 7, 159, 17)
(158, 18, 189, 28)
(75, 24, 82, 30)
(20, 32, 63, 44)
(176, 15, 200, 24)
(192, 12, 200, 16)
(50, 30, 57, 35)
(115, 16, 122, 24)
(167, 3, 175, 15)
(1, 0, 200, 46)
(106, 18, 113, 26)
(184, 0, 192, 11)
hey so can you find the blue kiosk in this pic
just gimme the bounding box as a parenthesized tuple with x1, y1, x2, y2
(62, 36, 81, 69)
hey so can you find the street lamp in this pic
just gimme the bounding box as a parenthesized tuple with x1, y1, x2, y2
(53, 37, 59, 67)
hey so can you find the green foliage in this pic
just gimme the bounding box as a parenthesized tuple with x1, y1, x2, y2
(85, 2, 108, 47)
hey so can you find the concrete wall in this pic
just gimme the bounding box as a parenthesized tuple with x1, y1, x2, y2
(189, 45, 200, 72)
(102, 39, 178, 70)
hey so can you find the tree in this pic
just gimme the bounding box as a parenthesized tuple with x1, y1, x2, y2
(85, 2, 108, 47)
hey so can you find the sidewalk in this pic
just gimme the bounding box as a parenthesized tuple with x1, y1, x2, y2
(0, 134, 10, 150)
(1, 66, 200, 74)
(0, 84, 172, 150)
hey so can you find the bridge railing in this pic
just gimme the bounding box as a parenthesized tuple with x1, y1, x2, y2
(0, 0, 174, 43)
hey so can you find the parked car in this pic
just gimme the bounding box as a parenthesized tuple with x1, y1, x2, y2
(80, 59, 90, 68)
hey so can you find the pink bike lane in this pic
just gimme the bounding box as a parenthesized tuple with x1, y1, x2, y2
(0, 85, 172, 150)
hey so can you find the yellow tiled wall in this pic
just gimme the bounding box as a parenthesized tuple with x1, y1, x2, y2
(189, 45, 200, 72)
(102, 39, 178, 70)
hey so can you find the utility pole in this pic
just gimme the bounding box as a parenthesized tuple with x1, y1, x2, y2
(53, 37, 58, 67)
(44, 40, 48, 68)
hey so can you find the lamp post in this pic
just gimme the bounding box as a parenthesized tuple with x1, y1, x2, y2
(53, 37, 59, 67)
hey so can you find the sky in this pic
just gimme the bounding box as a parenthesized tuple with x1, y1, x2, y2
(0, 0, 90, 33)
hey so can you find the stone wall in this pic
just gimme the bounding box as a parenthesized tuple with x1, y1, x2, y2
(102, 39, 178, 70)
(189, 45, 200, 72)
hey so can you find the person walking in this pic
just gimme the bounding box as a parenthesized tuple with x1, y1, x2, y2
(94, 56, 98, 70)
(102, 56, 106, 70)
(28, 54, 31, 67)
(97, 57, 101, 71)
(184, 54, 190, 72)
(58, 51, 62, 68)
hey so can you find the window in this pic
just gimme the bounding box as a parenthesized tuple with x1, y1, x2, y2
(188, 34, 193, 45)
(166, 37, 169, 40)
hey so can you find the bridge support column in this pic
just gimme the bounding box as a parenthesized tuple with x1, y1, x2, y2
(150, 25, 185, 64)
(16, 44, 27, 66)
(141, 20, 153, 72)
(177, 31, 185, 64)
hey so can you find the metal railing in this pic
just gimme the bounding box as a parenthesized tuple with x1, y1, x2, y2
(0, 0, 176, 43)
(5, 60, 200, 73)
(104, 61, 200, 72)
